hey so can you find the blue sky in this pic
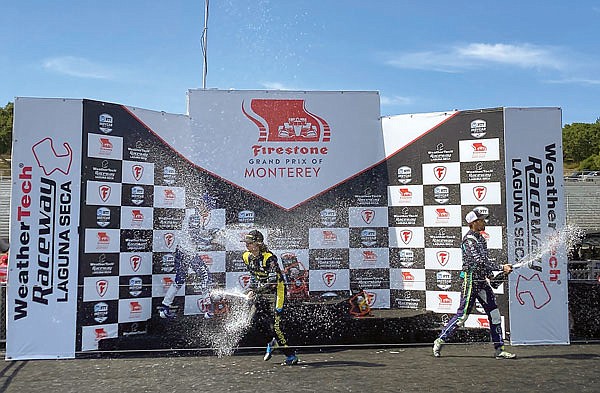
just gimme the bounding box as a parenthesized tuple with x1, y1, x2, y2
(2, 1, 600, 125)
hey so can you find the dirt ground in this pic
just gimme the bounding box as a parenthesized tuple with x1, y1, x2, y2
(0, 342, 598, 393)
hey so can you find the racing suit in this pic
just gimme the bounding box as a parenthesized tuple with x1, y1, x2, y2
(242, 250, 294, 357)
(437, 230, 505, 349)
(161, 211, 213, 314)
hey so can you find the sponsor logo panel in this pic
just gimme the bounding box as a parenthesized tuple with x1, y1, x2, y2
(122, 160, 155, 185)
(86, 181, 122, 206)
(389, 248, 425, 269)
(84, 228, 121, 253)
(460, 182, 502, 205)
(349, 248, 390, 269)
(120, 206, 154, 230)
(350, 268, 390, 289)
(424, 227, 462, 248)
(389, 227, 425, 248)
(423, 205, 462, 227)
(119, 275, 152, 299)
(424, 248, 463, 270)
(389, 268, 426, 291)
(458, 138, 500, 162)
(87, 133, 123, 160)
(121, 229, 154, 252)
(83, 158, 122, 182)
(426, 143, 456, 162)
(80, 253, 119, 276)
(81, 324, 119, 351)
(308, 269, 350, 291)
(308, 228, 350, 249)
(422, 162, 461, 185)
(461, 226, 504, 249)
(153, 186, 186, 209)
(390, 290, 425, 309)
(388, 206, 423, 227)
(119, 252, 153, 276)
(117, 298, 152, 323)
(348, 206, 389, 227)
(387, 185, 424, 207)
(121, 184, 154, 207)
(349, 227, 389, 248)
(461, 161, 501, 183)
(151, 274, 177, 297)
(425, 291, 462, 313)
(359, 289, 390, 309)
(309, 249, 350, 270)
(78, 300, 119, 326)
(83, 276, 119, 301)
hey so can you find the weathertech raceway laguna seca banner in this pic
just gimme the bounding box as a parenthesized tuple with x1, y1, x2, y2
(503, 108, 568, 345)
(7, 91, 567, 359)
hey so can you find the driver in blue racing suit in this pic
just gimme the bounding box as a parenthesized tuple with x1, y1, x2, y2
(158, 210, 213, 319)
(433, 208, 516, 359)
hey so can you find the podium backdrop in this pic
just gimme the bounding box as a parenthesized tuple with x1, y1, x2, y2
(7, 91, 566, 359)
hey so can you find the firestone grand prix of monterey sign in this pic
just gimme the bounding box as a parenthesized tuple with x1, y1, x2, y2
(7, 91, 566, 360)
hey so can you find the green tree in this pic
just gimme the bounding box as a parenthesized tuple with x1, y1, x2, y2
(562, 120, 600, 165)
(0, 102, 13, 168)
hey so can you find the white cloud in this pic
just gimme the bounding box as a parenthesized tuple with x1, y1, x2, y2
(385, 42, 565, 72)
(545, 77, 600, 86)
(43, 56, 114, 79)
(457, 43, 564, 69)
(261, 81, 300, 90)
(380, 95, 412, 106)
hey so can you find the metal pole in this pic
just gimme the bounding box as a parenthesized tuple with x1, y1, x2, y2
(202, 0, 209, 89)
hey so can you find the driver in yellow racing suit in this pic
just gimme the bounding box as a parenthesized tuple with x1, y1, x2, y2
(242, 230, 298, 366)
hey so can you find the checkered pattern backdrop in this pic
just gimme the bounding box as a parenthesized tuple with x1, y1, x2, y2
(78, 100, 509, 351)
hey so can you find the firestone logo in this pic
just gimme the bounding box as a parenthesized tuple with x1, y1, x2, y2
(96, 280, 108, 297)
(130, 255, 142, 272)
(433, 166, 447, 181)
(164, 233, 175, 249)
(239, 274, 251, 289)
(99, 185, 111, 202)
(322, 272, 336, 287)
(131, 210, 144, 226)
(400, 230, 413, 245)
(132, 164, 144, 181)
(473, 186, 487, 201)
(361, 209, 375, 224)
(436, 251, 450, 266)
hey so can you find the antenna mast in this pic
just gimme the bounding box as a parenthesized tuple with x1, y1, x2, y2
(201, 0, 209, 89)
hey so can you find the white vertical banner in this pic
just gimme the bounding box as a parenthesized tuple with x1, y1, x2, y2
(503, 107, 569, 345)
(7, 98, 83, 359)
